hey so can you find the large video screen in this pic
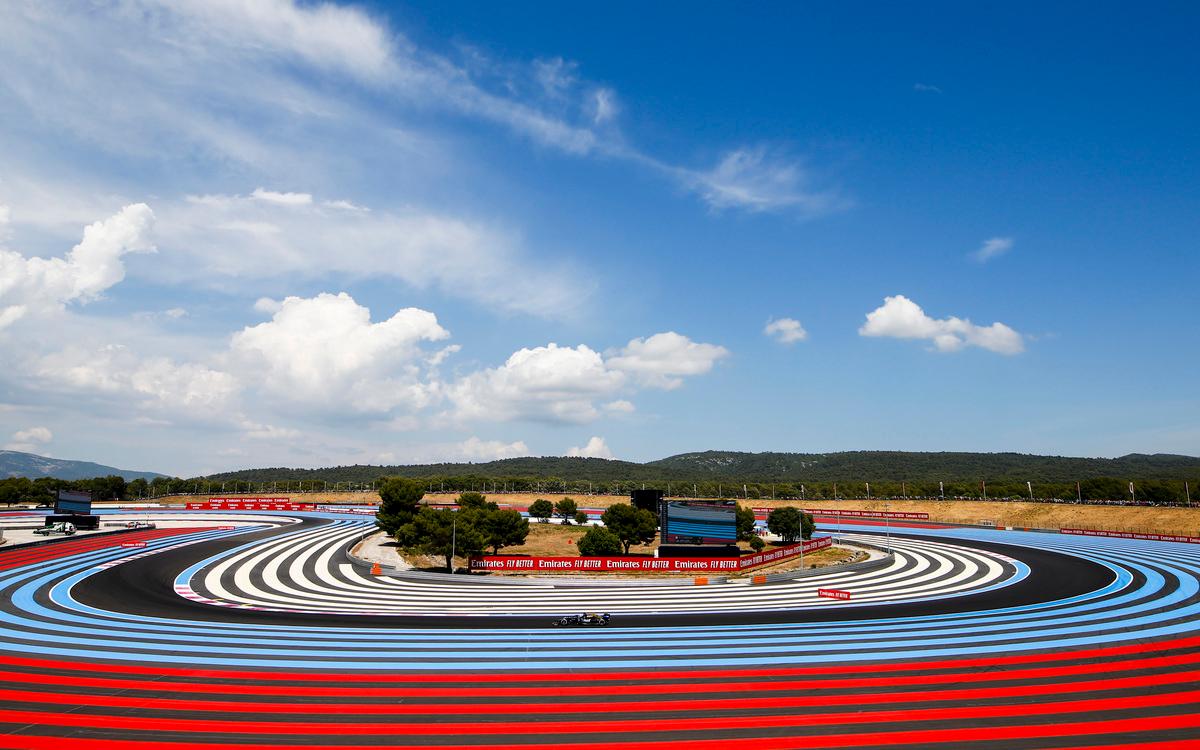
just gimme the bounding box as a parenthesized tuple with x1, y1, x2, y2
(55, 490, 93, 515)
(662, 501, 737, 544)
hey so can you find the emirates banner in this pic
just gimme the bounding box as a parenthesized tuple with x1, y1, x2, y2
(1060, 528, 1200, 544)
(818, 588, 852, 600)
(752, 508, 929, 520)
(469, 535, 833, 573)
(186, 500, 316, 512)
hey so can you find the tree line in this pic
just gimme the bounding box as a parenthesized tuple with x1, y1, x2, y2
(6, 473, 1194, 507)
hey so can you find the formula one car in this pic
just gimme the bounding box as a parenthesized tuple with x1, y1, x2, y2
(552, 612, 611, 627)
(124, 520, 156, 529)
(34, 522, 76, 536)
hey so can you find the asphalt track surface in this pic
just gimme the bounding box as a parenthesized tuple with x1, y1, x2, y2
(0, 510, 1198, 748)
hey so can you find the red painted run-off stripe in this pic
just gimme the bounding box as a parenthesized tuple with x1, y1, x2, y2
(0, 709, 1197, 748)
(2, 652, 1196, 699)
(0, 668, 1195, 716)
(0, 688, 1197, 735)
(2, 635, 1197, 685)
(0, 527, 206, 571)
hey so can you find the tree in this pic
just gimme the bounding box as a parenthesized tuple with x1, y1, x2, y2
(480, 508, 529, 554)
(376, 477, 426, 535)
(767, 507, 814, 543)
(600, 503, 659, 554)
(458, 492, 496, 511)
(528, 498, 553, 523)
(735, 504, 757, 540)
(577, 526, 622, 556)
(749, 535, 766, 552)
(555, 497, 578, 524)
(87, 475, 126, 501)
(396, 508, 483, 572)
(574, 510, 589, 525)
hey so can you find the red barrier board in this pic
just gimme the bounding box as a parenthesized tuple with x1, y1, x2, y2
(469, 536, 834, 573)
(1060, 528, 1200, 544)
(208, 497, 291, 502)
(751, 508, 929, 520)
(738, 536, 832, 570)
(185, 501, 316, 512)
(806, 509, 930, 520)
(470, 557, 743, 572)
(818, 588, 851, 600)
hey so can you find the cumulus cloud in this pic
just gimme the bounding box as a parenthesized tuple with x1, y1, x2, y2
(972, 236, 1014, 263)
(230, 292, 450, 413)
(764, 317, 808, 344)
(448, 343, 625, 423)
(606, 332, 730, 389)
(34, 344, 240, 413)
(858, 295, 1025, 354)
(0, 204, 155, 329)
(455, 436, 531, 462)
(566, 436, 614, 460)
(4, 426, 53, 453)
(604, 399, 635, 414)
(447, 331, 725, 422)
(914, 83, 943, 94)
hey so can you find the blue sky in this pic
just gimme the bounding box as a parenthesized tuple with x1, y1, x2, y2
(0, 1, 1196, 475)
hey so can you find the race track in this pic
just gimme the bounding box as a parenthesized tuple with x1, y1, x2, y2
(0, 508, 1198, 748)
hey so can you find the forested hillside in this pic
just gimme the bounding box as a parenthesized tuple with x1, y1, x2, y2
(206, 451, 1200, 485)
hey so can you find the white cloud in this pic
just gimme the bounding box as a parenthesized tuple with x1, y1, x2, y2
(592, 88, 618, 124)
(972, 236, 1014, 263)
(164, 307, 188, 319)
(236, 418, 301, 440)
(566, 436, 614, 459)
(681, 147, 846, 216)
(158, 191, 586, 317)
(448, 343, 625, 423)
(230, 292, 450, 413)
(254, 297, 283, 314)
(455, 436, 531, 462)
(0, 3, 845, 221)
(764, 317, 808, 344)
(34, 344, 240, 413)
(607, 332, 730, 389)
(858, 295, 1025, 355)
(604, 399, 635, 414)
(4, 426, 54, 453)
(914, 83, 943, 94)
(161, 0, 395, 80)
(251, 188, 313, 206)
(0, 204, 155, 329)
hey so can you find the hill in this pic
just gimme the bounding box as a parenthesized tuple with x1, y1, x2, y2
(204, 450, 1200, 484)
(0, 450, 164, 482)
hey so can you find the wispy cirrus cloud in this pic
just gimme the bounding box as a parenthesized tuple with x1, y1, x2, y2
(0, 1, 846, 219)
(972, 236, 1014, 263)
